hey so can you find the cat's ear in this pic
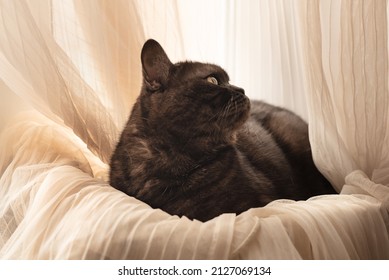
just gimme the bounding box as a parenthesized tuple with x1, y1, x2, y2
(141, 39, 172, 91)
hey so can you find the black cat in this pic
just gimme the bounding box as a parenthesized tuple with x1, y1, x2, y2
(109, 39, 336, 222)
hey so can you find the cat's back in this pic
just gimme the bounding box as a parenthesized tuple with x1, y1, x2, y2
(236, 110, 293, 186)
(237, 100, 335, 199)
(240, 100, 310, 156)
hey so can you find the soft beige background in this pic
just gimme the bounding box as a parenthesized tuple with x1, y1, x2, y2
(0, 0, 388, 259)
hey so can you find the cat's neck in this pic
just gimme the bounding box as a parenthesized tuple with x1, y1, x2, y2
(167, 144, 234, 181)
(134, 122, 235, 176)
(156, 127, 234, 160)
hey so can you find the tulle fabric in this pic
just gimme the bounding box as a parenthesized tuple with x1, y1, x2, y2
(0, 0, 388, 259)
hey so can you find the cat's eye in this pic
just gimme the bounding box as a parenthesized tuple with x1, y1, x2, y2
(207, 76, 219, 85)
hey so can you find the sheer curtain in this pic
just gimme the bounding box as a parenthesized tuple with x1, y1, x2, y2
(302, 0, 389, 189)
(0, 0, 388, 259)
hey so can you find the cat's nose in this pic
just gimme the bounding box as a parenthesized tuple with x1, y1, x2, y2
(229, 85, 245, 95)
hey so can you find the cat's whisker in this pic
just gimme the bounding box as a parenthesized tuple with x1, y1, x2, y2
(234, 99, 238, 116)
(219, 100, 232, 123)
(208, 110, 222, 122)
(226, 99, 234, 118)
(161, 185, 169, 197)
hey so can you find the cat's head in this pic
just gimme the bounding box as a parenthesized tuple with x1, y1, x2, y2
(139, 39, 250, 143)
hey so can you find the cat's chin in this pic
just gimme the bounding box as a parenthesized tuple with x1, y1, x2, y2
(231, 111, 250, 131)
(223, 94, 250, 130)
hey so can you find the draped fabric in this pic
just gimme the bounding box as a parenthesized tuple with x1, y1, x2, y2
(0, 0, 388, 259)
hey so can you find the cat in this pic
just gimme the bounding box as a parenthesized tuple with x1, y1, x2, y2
(109, 39, 336, 222)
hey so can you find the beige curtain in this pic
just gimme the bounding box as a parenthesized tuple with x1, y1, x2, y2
(0, 0, 388, 259)
(303, 0, 389, 190)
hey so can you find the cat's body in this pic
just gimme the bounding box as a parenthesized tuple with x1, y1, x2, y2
(110, 39, 336, 222)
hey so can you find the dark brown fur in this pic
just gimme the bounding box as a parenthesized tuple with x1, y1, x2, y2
(109, 39, 336, 222)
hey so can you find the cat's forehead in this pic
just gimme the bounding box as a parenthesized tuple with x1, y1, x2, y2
(173, 61, 229, 82)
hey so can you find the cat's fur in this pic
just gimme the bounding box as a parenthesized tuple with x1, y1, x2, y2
(109, 39, 336, 222)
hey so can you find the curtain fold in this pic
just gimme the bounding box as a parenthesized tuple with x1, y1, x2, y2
(301, 0, 389, 192)
(0, 0, 388, 259)
(0, 0, 118, 163)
